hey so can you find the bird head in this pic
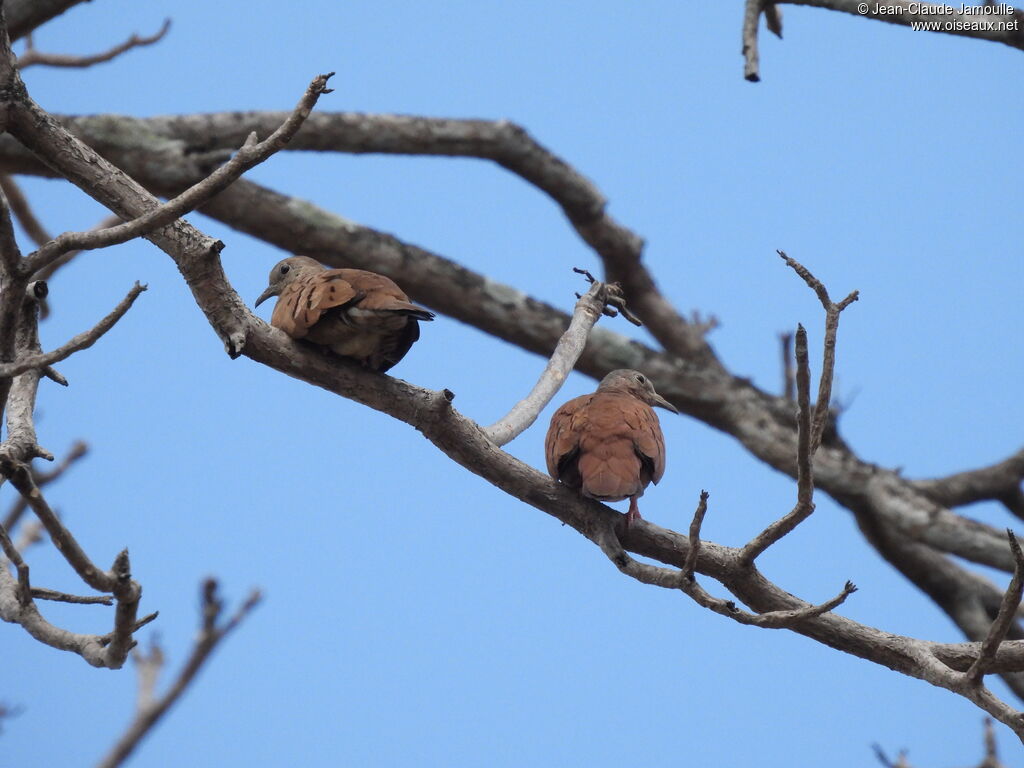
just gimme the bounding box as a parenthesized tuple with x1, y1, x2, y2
(597, 369, 679, 413)
(255, 256, 325, 307)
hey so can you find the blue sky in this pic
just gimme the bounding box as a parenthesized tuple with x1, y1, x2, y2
(3, 1, 1022, 765)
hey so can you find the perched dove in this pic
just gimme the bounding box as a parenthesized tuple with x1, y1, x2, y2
(255, 256, 434, 372)
(545, 369, 677, 527)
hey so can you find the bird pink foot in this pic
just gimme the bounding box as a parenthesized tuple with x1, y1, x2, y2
(624, 497, 643, 529)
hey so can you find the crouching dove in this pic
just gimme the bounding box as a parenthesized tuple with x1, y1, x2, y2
(255, 256, 435, 372)
(545, 370, 677, 527)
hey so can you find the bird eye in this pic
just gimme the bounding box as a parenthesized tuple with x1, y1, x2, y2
(280, 264, 290, 275)
(635, 374, 646, 384)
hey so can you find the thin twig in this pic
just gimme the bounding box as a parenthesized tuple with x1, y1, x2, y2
(872, 744, 911, 768)
(739, 324, 814, 564)
(13, 517, 42, 551)
(134, 636, 164, 711)
(30, 587, 113, 605)
(966, 531, 1024, 684)
(0, 520, 31, 604)
(593, 518, 856, 628)
(18, 19, 170, 69)
(99, 612, 159, 644)
(681, 491, 709, 581)
(778, 250, 859, 454)
(0, 174, 48, 245)
(35, 214, 122, 284)
(764, 4, 783, 37)
(0, 175, 123, 314)
(105, 549, 140, 663)
(21, 72, 335, 276)
(2, 439, 87, 532)
(97, 581, 261, 768)
(742, 0, 765, 81)
(0, 282, 146, 378)
(1, 461, 118, 592)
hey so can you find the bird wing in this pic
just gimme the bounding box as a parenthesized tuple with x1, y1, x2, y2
(622, 399, 666, 485)
(338, 269, 435, 320)
(545, 394, 590, 482)
(272, 270, 359, 338)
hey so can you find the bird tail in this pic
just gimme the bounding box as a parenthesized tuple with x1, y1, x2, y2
(388, 301, 435, 322)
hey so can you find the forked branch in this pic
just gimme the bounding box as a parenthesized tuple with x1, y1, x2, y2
(96, 581, 261, 768)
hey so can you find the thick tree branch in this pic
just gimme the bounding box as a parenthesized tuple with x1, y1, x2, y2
(5, 0, 88, 41)
(0, 186, 26, 419)
(1, 110, 716, 361)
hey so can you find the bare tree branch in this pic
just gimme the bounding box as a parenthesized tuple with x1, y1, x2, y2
(0, 12, 1019, 747)
(484, 277, 634, 446)
(914, 449, 1024, 519)
(745, 1, 1024, 79)
(0, 519, 30, 604)
(777, 250, 859, 454)
(0, 184, 26, 416)
(5, 0, 88, 41)
(681, 490, 709, 581)
(0, 282, 146, 378)
(967, 532, 1024, 684)
(740, 324, 815, 564)
(743, 0, 762, 81)
(780, 1, 1024, 50)
(2, 439, 86, 532)
(20, 72, 335, 277)
(13, 109, 716, 361)
(0, 174, 48, 245)
(97, 581, 261, 768)
(17, 18, 170, 69)
(15, 121, 1012, 592)
(30, 587, 112, 605)
(0, 175, 122, 315)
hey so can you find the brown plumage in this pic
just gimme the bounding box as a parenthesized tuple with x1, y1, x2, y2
(255, 256, 434, 372)
(545, 369, 677, 527)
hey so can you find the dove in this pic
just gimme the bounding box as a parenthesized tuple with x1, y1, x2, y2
(545, 369, 677, 527)
(255, 256, 434, 372)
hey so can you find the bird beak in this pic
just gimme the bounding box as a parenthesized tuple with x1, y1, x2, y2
(651, 393, 679, 414)
(254, 287, 275, 308)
